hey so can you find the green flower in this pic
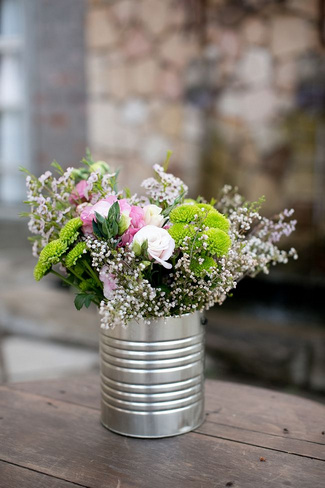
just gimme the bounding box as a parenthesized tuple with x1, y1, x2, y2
(168, 223, 196, 246)
(204, 210, 230, 232)
(65, 241, 87, 268)
(190, 255, 217, 276)
(39, 239, 68, 266)
(33, 260, 51, 281)
(90, 160, 111, 175)
(197, 203, 215, 213)
(59, 217, 83, 245)
(33, 238, 68, 281)
(206, 228, 231, 257)
(169, 204, 201, 223)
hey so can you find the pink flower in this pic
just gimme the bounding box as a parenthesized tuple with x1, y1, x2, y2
(99, 266, 117, 299)
(80, 199, 113, 234)
(120, 227, 139, 246)
(129, 206, 145, 228)
(69, 180, 90, 204)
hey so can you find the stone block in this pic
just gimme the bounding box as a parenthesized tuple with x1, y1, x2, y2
(123, 28, 152, 59)
(160, 32, 198, 68)
(129, 59, 159, 95)
(141, 134, 171, 165)
(287, 0, 318, 18)
(182, 105, 203, 142)
(140, 0, 169, 36)
(121, 99, 149, 126)
(242, 16, 268, 45)
(2, 336, 99, 382)
(108, 63, 129, 100)
(219, 88, 278, 124)
(87, 8, 119, 49)
(271, 16, 317, 58)
(275, 59, 297, 90)
(158, 104, 183, 137)
(219, 30, 241, 59)
(88, 101, 139, 154)
(111, 0, 137, 26)
(159, 67, 182, 100)
(236, 47, 273, 87)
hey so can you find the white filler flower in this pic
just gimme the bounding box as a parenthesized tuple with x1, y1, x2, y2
(143, 204, 164, 227)
(132, 225, 175, 269)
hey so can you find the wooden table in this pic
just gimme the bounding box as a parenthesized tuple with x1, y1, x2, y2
(1, 375, 324, 487)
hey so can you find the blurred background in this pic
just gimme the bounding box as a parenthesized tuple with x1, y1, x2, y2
(0, 0, 324, 399)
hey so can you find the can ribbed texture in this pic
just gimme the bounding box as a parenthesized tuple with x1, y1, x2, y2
(100, 312, 205, 438)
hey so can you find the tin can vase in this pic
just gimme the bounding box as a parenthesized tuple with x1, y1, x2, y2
(100, 312, 205, 438)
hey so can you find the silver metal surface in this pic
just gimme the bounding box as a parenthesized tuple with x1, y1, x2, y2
(100, 312, 205, 438)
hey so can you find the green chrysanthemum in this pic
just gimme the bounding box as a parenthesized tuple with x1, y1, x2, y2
(65, 241, 87, 268)
(59, 217, 83, 245)
(206, 228, 231, 257)
(169, 204, 201, 223)
(33, 260, 51, 281)
(197, 203, 215, 213)
(204, 210, 230, 232)
(168, 223, 196, 246)
(190, 255, 217, 277)
(39, 239, 68, 266)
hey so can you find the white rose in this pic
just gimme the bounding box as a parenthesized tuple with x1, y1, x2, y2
(132, 225, 175, 269)
(143, 204, 164, 227)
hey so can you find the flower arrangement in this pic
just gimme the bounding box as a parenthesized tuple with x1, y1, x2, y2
(22, 152, 297, 328)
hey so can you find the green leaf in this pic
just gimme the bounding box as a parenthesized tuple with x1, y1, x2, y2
(94, 211, 105, 224)
(102, 219, 110, 238)
(19, 166, 34, 176)
(162, 190, 187, 218)
(124, 187, 131, 198)
(133, 242, 141, 256)
(74, 293, 88, 310)
(81, 148, 95, 167)
(92, 220, 103, 239)
(163, 150, 173, 172)
(141, 240, 148, 254)
(51, 160, 64, 175)
(84, 295, 92, 308)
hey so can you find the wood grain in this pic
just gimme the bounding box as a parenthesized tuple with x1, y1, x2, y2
(7, 375, 325, 456)
(0, 460, 88, 488)
(0, 386, 324, 488)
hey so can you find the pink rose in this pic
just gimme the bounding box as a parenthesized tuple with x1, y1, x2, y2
(120, 227, 139, 246)
(69, 180, 90, 204)
(80, 199, 113, 234)
(129, 206, 145, 228)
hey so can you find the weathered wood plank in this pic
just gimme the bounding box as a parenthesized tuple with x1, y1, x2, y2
(7, 374, 100, 410)
(0, 460, 85, 488)
(8, 375, 325, 448)
(195, 422, 325, 461)
(1, 388, 324, 488)
(7, 374, 100, 409)
(204, 380, 325, 446)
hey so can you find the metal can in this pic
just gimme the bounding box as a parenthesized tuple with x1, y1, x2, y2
(100, 312, 205, 438)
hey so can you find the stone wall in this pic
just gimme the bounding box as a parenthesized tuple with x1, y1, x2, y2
(27, 0, 87, 174)
(86, 0, 325, 275)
